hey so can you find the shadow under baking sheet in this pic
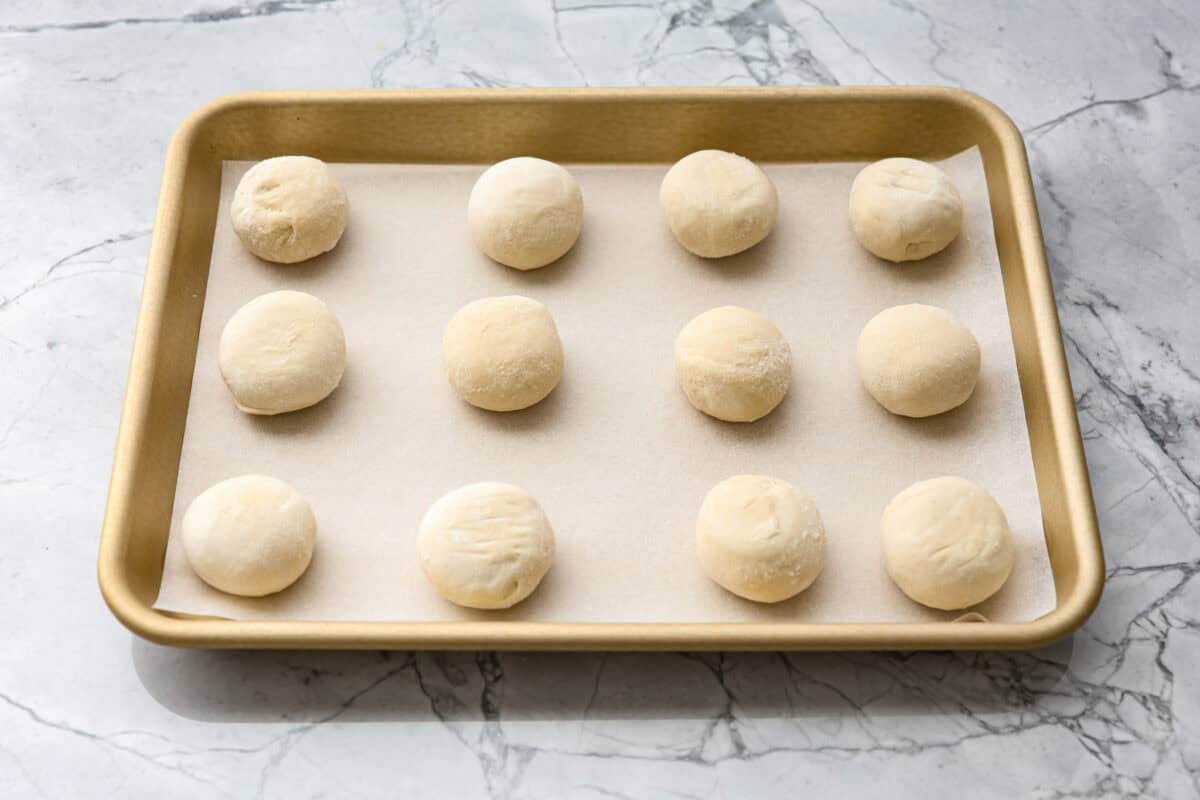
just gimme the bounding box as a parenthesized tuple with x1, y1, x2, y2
(130, 636, 1076, 724)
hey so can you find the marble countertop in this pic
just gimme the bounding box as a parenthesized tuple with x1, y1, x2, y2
(1, 1, 1197, 797)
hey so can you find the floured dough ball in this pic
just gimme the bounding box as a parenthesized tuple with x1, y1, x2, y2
(182, 474, 317, 597)
(881, 476, 1016, 610)
(849, 157, 962, 262)
(696, 475, 826, 603)
(417, 482, 556, 609)
(856, 304, 980, 418)
(231, 156, 348, 264)
(443, 295, 563, 412)
(219, 290, 347, 415)
(660, 149, 778, 258)
(468, 157, 583, 270)
(675, 306, 791, 422)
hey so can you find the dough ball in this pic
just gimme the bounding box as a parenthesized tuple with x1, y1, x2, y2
(182, 474, 316, 597)
(696, 475, 826, 603)
(856, 303, 980, 418)
(230, 156, 348, 264)
(660, 149, 778, 258)
(219, 290, 347, 415)
(881, 476, 1016, 610)
(467, 157, 583, 270)
(675, 306, 791, 422)
(417, 482, 556, 609)
(848, 157, 962, 262)
(443, 295, 563, 412)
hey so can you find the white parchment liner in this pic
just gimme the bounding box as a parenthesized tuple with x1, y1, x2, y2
(155, 149, 1055, 624)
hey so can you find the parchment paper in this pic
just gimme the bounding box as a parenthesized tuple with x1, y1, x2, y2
(154, 148, 1057, 623)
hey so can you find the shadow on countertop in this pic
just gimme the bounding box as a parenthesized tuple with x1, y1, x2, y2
(131, 636, 1076, 724)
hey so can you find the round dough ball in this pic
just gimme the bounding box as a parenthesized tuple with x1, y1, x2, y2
(182, 474, 317, 597)
(881, 476, 1016, 610)
(849, 157, 962, 262)
(230, 156, 348, 264)
(696, 475, 826, 603)
(856, 304, 980, 418)
(467, 157, 583, 270)
(219, 290, 347, 415)
(660, 150, 778, 258)
(443, 295, 563, 412)
(674, 306, 791, 422)
(417, 482, 556, 609)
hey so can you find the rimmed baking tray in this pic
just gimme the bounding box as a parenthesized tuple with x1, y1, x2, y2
(99, 87, 1103, 650)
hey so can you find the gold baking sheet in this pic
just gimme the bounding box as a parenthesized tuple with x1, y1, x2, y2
(98, 88, 1103, 649)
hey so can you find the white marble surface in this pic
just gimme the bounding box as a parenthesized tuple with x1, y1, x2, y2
(0, 1, 1197, 797)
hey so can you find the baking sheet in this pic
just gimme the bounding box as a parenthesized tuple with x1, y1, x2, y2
(154, 148, 1056, 624)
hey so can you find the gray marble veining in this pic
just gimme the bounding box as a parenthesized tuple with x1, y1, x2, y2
(0, 1, 1196, 797)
